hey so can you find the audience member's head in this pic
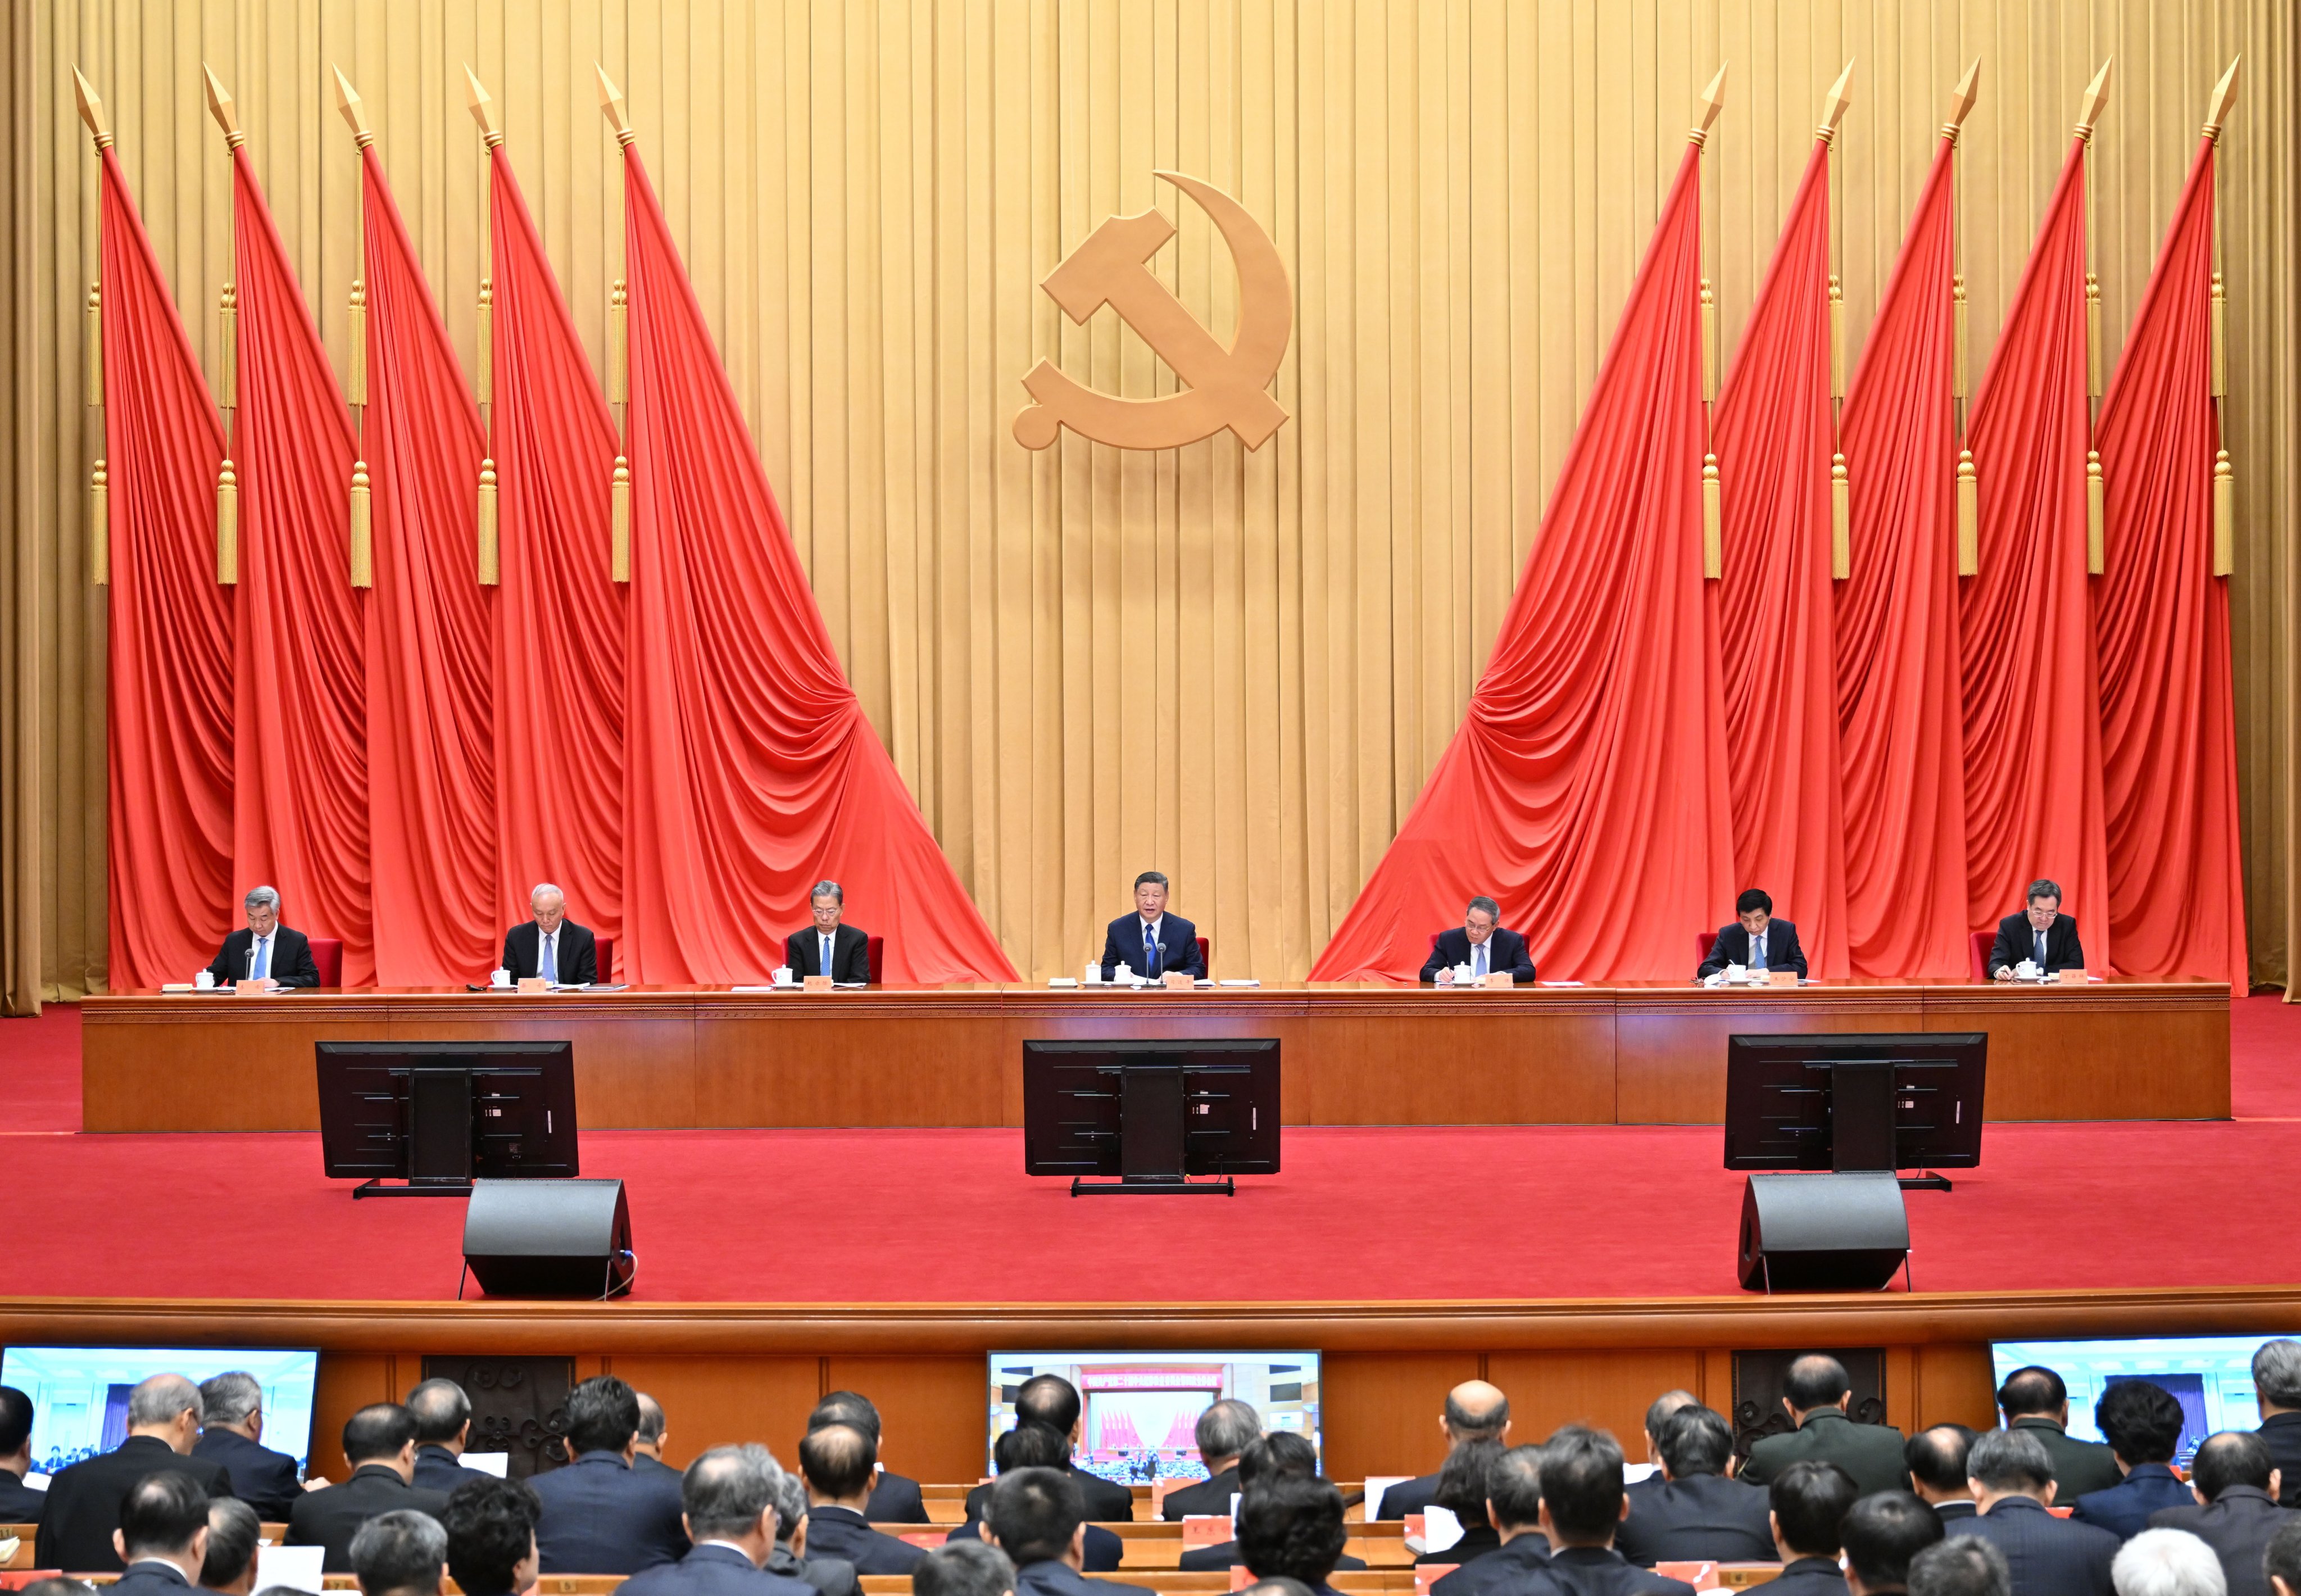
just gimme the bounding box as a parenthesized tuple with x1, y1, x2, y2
(1641, 1389, 1698, 1463)
(1237, 1473, 1347, 1586)
(1015, 1377, 1085, 1442)
(684, 1444, 786, 1557)
(115, 1470, 211, 1570)
(1905, 1426, 1976, 1504)
(1964, 1429, 2055, 1507)
(1771, 1461, 1859, 1560)
(769, 1468, 810, 1552)
(198, 1372, 265, 1439)
(1537, 1426, 1628, 1549)
(0, 1384, 31, 1470)
(1484, 1444, 1544, 1537)
(1236, 1432, 1319, 1489)
(1908, 1536, 2011, 1596)
(19, 1581, 96, 1596)
(799, 1422, 877, 1506)
(1654, 1404, 1734, 1481)
(1995, 1366, 2069, 1423)
(1433, 1438, 1502, 1530)
(2096, 1382, 2186, 1470)
(438, 1475, 543, 1596)
(1442, 1381, 1510, 1444)
(2109, 1529, 2228, 1596)
(343, 1403, 421, 1475)
(406, 1380, 472, 1449)
(2188, 1431, 2276, 1503)
(1196, 1400, 1262, 1471)
(2267, 1516, 2301, 1596)
(995, 1422, 1072, 1477)
(1237, 1582, 1316, 1596)
(1839, 1491, 1945, 1596)
(349, 1510, 447, 1596)
(634, 1394, 667, 1456)
(201, 1497, 263, 1595)
(810, 1391, 883, 1444)
(2254, 1342, 2301, 1418)
(564, 1376, 642, 1457)
(127, 1373, 205, 1453)
(915, 1541, 1017, 1596)
(986, 1467, 1084, 1566)
(1783, 1357, 1853, 1419)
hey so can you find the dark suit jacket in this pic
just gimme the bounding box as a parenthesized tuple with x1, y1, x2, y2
(2071, 1463, 2193, 1540)
(798, 1505, 924, 1575)
(2151, 1486, 2298, 1596)
(206, 926, 322, 988)
(1930, 1499, 1978, 1522)
(1160, 1467, 1240, 1520)
(1987, 913, 2085, 978)
(1614, 1472, 1776, 1567)
(1065, 1462, 1136, 1523)
(503, 919, 600, 985)
(531, 1450, 690, 1575)
(1945, 1497, 2116, 1596)
(0, 1468, 47, 1521)
(618, 1543, 818, 1596)
(2260, 1413, 2301, 1509)
(948, 1515, 1125, 1572)
(1420, 927, 1537, 984)
(192, 1428, 302, 1521)
(784, 925, 872, 984)
(1766, 1558, 1850, 1596)
(1015, 1558, 1156, 1596)
(111, 1560, 204, 1596)
(634, 1453, 682, 1485)
(1740, 1411, 1909, 1499)
(1523, 1544, 1697, 1596)
(286, 1463, 449, 1573)
(1417, 1527, 1501, 1567)
(37, 1436, 238, 1573)
(1100, 914, 1204, 981)
(1427, 1533, 1549, 1596)
(2007, 1418, 2124, 1499)
(1697, 920, 1808, 980)
(769, 1543, 862, 1596)
(412, 1444, 488, 1493)
(1177, 1541, 1363, 1573)
(1376, 1473, 1440, 1521)
(864, 1470, 927, 1524)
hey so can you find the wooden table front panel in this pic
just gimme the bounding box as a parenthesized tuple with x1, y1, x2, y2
(1611, 985, 1931, 1124)
(1300, 989, 1617, 1125)
(1922, 983, 2231, 1119)
(694, 990, 1012, 1126)
(82, 996, 391, 1131)
(386, 992, 700, 1128)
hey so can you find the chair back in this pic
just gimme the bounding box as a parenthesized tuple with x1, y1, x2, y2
(1968, 928, 1993, 982)
(596, 936, 614, 982)
(1428, 931, 1443, 954)
(1196, 936, 1210, 976)
(867, 935, 884, 983)
(308, 937, 344, 987)
(1695, 930, 1715, 967)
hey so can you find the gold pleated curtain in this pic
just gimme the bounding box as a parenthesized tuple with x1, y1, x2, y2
(3, 1, 2298, 1009)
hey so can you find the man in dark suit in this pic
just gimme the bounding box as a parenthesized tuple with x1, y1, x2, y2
(205, 886, 322, 988)
(1518, 1427, 1694, 1596)
(952, 1423, 1124, 1574)
(1996, 1367, 2123, 1500)
(1099, 873, 1205, 982)
(1908, 1539, 2012, 1596)
(1373, 1380, 1512, 1520)
(1741, 1358, 1908, 1500)
(191, 1372, 303, 1521)
(767, 1468, 862, 1596)
(984, 1468, 1154, 1596)
(1414, 1441, 1504, 1570)
(0, 1384, 47, 1522)
(784, 885, 873, 984)
(287, 1405, 449, 1574)
(1236, 1474, 1352, 1595)
(406, 1380, 485, 1494)
(634, 1394, 683, 1485)
(1428, 1444, 1549, 1596)
(2254, 1341, 2301, 1510)
(1766, 1463, 1858, 1595)
(530, 1376, 688, 1575)
(1986, 880, 2085, 980)
(108, 1472, 215, 1596)
(1698, 888, 1809, 981)
(37, 1374, 236, 1574)
(618, 1445, 815, 1596)
(918, 1542, 1022, 1596)
(502, 884, 598, 985)
(1907, 1426, 1981, 1523)
(1161, 1401, 1259, 1519)
(1174, 1433, 1359, 1575)
(1617, 1404, 1773, 1566)
(1944, 1429, 2116, 1596)
(2069, 1381, 2191, 1540)
(798, 1424, 924, 1576)
(201, 1497, 264, 1596)
(1840, 1493, 1944, 1596)
(347, 1509, 449, 1596)
(1011, 1377, 1134, 1524)
(2149, 1431, 2295, 1596)
(1419, 898, 1537, 985)
(438, 1473, 543, 1596)
(806, 1393, 924, 1523)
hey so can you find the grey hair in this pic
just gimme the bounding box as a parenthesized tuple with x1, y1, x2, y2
(2253, 1339, 2301, 1409)
(1644, 1390, 1699, 1437)
(1965, 1427, 2054, 1493)
(1466, 896, 1500, 921)
(683, 1443, 786, 1541)
(530, 882, 565, 906)
(915, 1541, 1018, 1596)
(636, 1392, 666, 1443)
(1195, 1399, 1261, 1463)
(199, 1372, 264, 1428)
(2026, 878, 2064, 905)
(768, 1467, 809, 1549)
(126, 1373, 202, 1429)
(348, 1510, 447, 1596)
(1909, 1537, 2010, 1596)
(244, 885, 280, 912)
(2110, 1529, 2228, 1596)
(809, 880, 844, 905)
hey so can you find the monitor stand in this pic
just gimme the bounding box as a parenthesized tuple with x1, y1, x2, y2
(354, 1067, 477, 1198)
(1829, 1059, 1953, 1192)
(1070, 1062, 1235, 1196)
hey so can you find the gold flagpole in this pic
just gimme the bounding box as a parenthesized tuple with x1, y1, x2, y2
(1946, 61, 1979, 575)
(1693, 63, 1726, 582)
(72, 68, 111, 585)
(2076, 58, 2112, 577)
(333, 66, 374, 590)
(1819, 60, 1853, 581)
(600, 64, 634, 585)
(203, 65, 242, 586)
(468, 66, 503, 587)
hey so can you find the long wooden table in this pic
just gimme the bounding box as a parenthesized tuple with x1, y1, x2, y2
(80, 978, 2228, 1132)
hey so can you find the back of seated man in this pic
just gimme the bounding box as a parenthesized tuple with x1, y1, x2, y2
(1840, 1492, 1946, 1596)
(806, 1391, 925, 1523)
(984, 1467, 1151, 1596)
(1163, 1400, 1262, 1519)
(1908, 1538, 2012, 1596)
(1908, 1428, 1981, 1522)
(529, 1375, 689, 1575)
(201, 1498, 264, 1596)
(1945, 1427, 2117, 1596)
(2073, 1384, 2194, 1541)
(1997, 1367, 2122, 1501)
(768, 1462, 862, 1596)
(287, 1404, 451, 1573)
(438, 1474, 543, 1596)
(1767, 1462, 1859, 1594)
(1429, 1443, 1550, 1596)
(1617, 1403, 1774, 1566)
(1626, 1393, 1700, 1513)
(38, 1372, 236, 1574)
(349, 1509, 447, 1596)
(406, 1380, 483, 1494)
(1377, 1381, 1512, 1520)
(1417, 1440, 1505, 1569)
(917, 1541, 1018, 1596)
(798, 1423, 924, 1575)
(1529, 1426, 1695, 1596)
(1237, 1474, 1350, 1596)
(109, 1472, 213, 1596)
(0, 1383, 45, 1520)
(619, 1444, 814, 1596)
(1013, 1377, 1135, 1523)
(191, 1372, 304, 1521)
(1741, 1357, 1908, 1499)
(1175, 1433, 1363, 1575)
(633, 1394, 679, 1481)
(2107, 1529, 2231, 1596)
(2148, 1431, 2296, 1596)
(952, 1422, 1124, 1573)
(2253, 1342, 2301, 1510)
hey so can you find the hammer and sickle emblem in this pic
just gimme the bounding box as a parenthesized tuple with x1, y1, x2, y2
(1014, 171, 1292, 452)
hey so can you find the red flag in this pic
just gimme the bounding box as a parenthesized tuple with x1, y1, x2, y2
(1835, 137, 1969, 978)
(98, 144, 234, 990)
(1311, 144, 1730, 982)
(617, 142, 1014, 982)
(1712, 139, 1848, 977)
(1960, 137, 2109, 966)
(227, 146, 371, 980)
(2095, 136, 2246, 984)
(359, 144, 496, 983)
(488, 143, 625, 946)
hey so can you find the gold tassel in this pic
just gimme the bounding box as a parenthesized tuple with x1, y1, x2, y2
(87, 283, 102, 405)
(217, 284, 237, 410)
(89, 459, 108, 584)
(216, 459, 238, 584)
(347, 279, 366, 406)
(611, 455, 632, 582)
(609, 278, 628, 403)
(476, 277, 493, 406)
(349, 461, 373, 587)
(2211, 271, 2227, 397)
(477, 458, 500, 586)
(1952, 274, 1969, 400)
(2085, 271, 2103, 397)
(1701, 452, 1722, 579)
(1828, 274, 1845, 398)
(1830, 453, 1850, 579)
(1956, 449, 1978, 576)
(2085, 449, 2104, 575)
(1699, 278, 1716, 403)
(2213, 448, 2234, 577)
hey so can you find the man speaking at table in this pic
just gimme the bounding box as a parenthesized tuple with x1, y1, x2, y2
(1420, 896, 1536, 983)
(206, 886, 321, 989)
(786, 880, 873, 983)
(1100, 871, 1205, 981)
(1696, 888, 1808, 981)
(1987, 878, 2086, 980)
(503, 883, 598, 985)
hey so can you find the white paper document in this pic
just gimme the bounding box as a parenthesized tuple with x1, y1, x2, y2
(257, 1545, 328, 1595)
(461, 1452, 510, 1477)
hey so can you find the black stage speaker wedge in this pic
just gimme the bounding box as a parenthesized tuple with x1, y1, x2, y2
(462, 1178, 634, 1299)
(1737, 1172, 1909, 1292)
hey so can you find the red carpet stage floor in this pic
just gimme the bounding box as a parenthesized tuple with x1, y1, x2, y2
(4, 996, 2296, 1305)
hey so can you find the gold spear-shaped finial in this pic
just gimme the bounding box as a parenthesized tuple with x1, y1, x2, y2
(1691, 62, 1728, 146)
(1818, 59, 1854, 144)
(332, 64, 373, 149)
(2203, 56, 2241, 141)
(72, 66, 113, 149)
(1944, 58, 1980, 143)
(597, 63, 634, 147)
(203, 63, 244, 149)
(2076, 58, 2113, 140)
(466, 64, 504, 148)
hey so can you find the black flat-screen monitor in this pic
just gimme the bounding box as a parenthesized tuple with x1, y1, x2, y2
(1723, 1031, 1986, 1173)
(1023, 1039, 1280, 1181)
(317, 1041, 579, 1191)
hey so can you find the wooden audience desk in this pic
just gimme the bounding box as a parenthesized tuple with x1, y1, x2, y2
(80, 978, 2227, 1133)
